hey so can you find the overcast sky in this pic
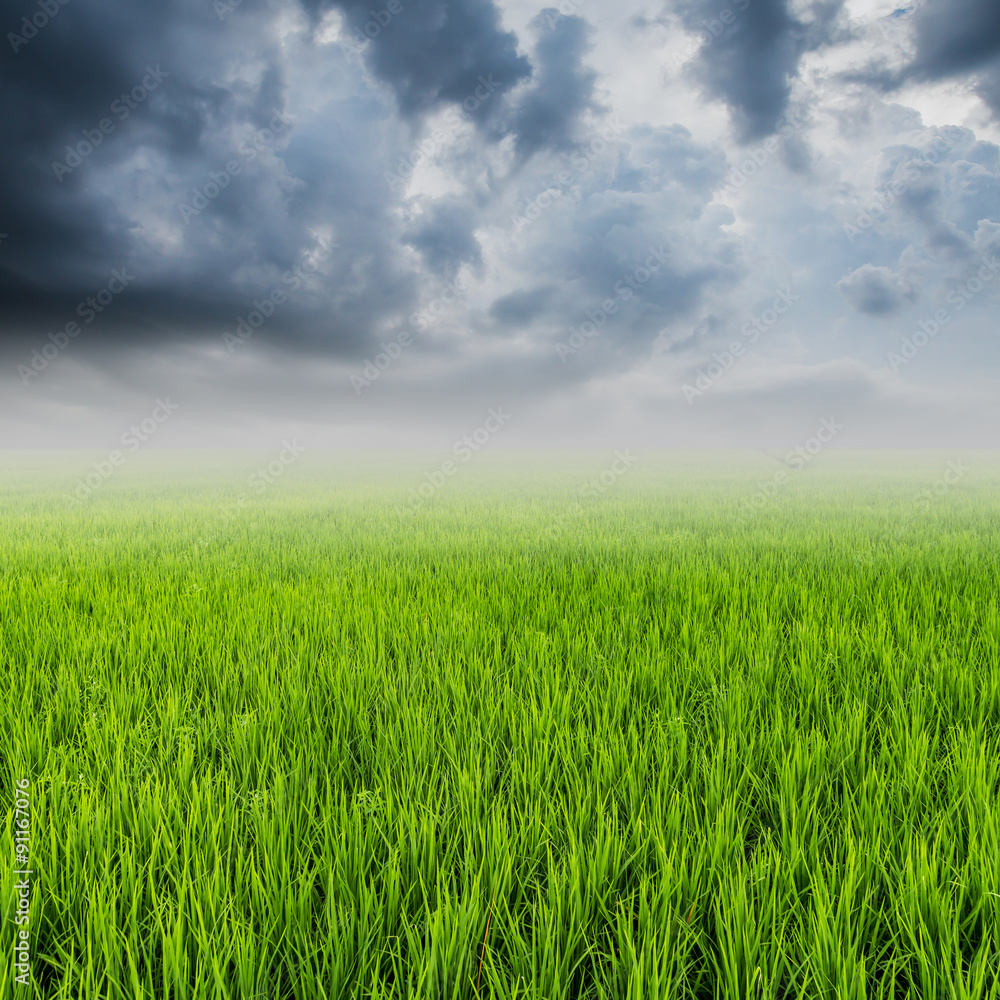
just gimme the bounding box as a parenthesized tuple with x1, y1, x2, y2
(2, 0, 999, 449)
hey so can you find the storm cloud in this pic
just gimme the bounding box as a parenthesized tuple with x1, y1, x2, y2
(1, 0, 999, 448)
(672, 0, 848, 141)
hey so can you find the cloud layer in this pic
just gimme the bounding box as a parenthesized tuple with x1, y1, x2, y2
(1, 0, 999, 448)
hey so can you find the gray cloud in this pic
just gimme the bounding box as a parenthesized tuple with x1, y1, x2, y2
(908, 0, 1000, 114)
(488, 286, 556, 326)
(847, 0, 1000, 121)
(308, 0, 531, 122)
(405, 197, 484, 279)
(837, 264, 914, 315)
(2, 0, 1000, 448)
(505, 11, 602, 161)
(672, 0, 848, 141)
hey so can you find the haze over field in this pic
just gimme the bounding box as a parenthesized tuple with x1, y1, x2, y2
(2, 0, 1000, 450)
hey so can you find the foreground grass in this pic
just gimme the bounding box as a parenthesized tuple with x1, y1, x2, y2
(1, 450, 999, 999)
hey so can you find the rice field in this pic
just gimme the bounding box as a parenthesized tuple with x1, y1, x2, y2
(2, 449, 999, 999)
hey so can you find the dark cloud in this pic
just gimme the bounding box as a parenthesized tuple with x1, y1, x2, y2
(908, 0, 1000, 113)
(488, 286, 555, 326)
(505, 11, 601, 161)
(404, 197, 483, 279)
(1, 0, 208, 285)
(910, 0, 1000, 83)
(673, 0, 847, 141)
(837, 264, 913, 314)
(1, 1, 304, 336)
(4, 0, 998, 450)
(853, 0, 1000, 119)
(307, 0, 531, 122)
(0, 0, 614, 373)
(0, 0, 514, 363)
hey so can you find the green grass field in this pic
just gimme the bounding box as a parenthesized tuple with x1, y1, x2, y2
(2, 450, 999, 999)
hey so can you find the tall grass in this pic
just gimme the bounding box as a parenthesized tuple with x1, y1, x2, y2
(1, 451, 999, 998)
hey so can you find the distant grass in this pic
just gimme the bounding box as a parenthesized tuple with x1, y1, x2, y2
(2, 450, 999, 999)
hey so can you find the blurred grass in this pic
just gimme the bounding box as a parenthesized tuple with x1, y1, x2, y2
(1, 449, 999, 999)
